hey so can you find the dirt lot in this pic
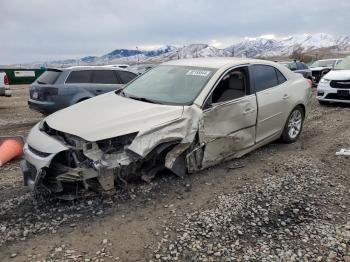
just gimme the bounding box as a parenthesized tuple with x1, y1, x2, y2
(0, 85, 349, 261)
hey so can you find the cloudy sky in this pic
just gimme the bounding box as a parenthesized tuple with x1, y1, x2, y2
(1, 0, 349, 64)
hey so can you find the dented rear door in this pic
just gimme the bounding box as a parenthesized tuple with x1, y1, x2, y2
(199, 95, 257, 167)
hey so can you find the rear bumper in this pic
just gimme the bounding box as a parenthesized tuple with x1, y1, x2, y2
(0, 87, 11, 96)
(28, 98, 58, 114)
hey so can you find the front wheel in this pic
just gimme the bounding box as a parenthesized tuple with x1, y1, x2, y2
(281, 106, 304, 143)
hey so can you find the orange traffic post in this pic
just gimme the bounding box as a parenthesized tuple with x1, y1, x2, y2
(0, 138, 24, 167)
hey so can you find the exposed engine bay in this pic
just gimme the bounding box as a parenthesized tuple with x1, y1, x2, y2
(21, 110, 201, 199)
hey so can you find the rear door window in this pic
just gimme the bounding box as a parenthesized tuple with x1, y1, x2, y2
(296, 62, 305, 70)
(117, 71, 137, 84)
(251, 65, 279, 92)
(36, 70, 62, 84)
(66, 70, 92, 83)
(91, 70, 120, 84)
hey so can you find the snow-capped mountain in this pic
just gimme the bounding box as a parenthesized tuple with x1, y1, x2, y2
(23, 33, 350, 67)
(158, 44, 232, 60)
(226, 33, 350, 57)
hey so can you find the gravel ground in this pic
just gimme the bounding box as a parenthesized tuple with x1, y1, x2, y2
(0, 86, 349, 261)
(153, 157, 349, 261)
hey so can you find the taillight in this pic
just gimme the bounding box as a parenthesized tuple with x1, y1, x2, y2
(4, 75, 9, 85)
(306, 79, 313, 88)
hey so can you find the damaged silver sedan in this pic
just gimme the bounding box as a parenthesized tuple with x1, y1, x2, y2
(21, 58, 312, 197)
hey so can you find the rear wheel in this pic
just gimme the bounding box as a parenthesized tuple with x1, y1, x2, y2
(281, 106, 304, 143)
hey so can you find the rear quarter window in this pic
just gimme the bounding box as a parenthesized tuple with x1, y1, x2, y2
(36, 70, 62, 84)
(276, 69, 287, 84)
(66, 70, 92, 83)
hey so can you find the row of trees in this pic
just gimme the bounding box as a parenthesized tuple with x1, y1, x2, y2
(289, 48, 315, 63)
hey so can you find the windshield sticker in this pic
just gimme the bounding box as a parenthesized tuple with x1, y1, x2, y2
(186, 70, 211, 77)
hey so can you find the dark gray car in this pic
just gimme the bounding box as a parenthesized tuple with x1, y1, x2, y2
(278, 61, 313, 83)
(28, 66, 137, 114)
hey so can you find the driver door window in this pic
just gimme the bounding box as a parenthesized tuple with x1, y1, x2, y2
(211, 70, 247, 103)
(197, 67, 257, 168)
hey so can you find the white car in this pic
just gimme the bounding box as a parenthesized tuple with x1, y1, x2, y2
(0, 72, 11, 97)
(21, 58, 312, 198)
(317, 57, 350, 104)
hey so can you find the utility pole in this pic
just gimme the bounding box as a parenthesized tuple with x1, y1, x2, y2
(136, 46, 139, 64)
(231, 47, 235, 57)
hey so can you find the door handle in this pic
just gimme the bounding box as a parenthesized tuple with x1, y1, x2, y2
(243, 108, 254, 115)
(96, 89, 103, 92)
(283, 94, 289, 99)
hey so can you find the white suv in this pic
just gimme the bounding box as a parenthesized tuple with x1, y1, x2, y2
(317, 57, 350, 104)
(0, 72, 11, 97)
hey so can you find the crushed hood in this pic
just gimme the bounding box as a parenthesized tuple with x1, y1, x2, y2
(45, 92, 184, 141)
(324, 70, 350, 81)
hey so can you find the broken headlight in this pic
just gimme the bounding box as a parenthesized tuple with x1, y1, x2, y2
(40, 121, 85, 148)
(96, 133, 138, 154)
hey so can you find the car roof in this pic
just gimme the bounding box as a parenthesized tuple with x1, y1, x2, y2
(162, 57, 274, 69)
(316, 59, 337, 61)
(48, 66, 135, 72)
(66, 66, 128, 70)
(277, 60, 300, 63)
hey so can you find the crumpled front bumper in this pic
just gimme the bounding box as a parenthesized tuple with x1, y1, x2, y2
(21, 123, 134, 194)
(21, 122, 68, 191)
(21, 142, 57, 190)
(21, 106, 202, 194)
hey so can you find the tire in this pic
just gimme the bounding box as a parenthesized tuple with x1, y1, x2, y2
(318, 100, 329, 106)
(281, 106, 304, 143)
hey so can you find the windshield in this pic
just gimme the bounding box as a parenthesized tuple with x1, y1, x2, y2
(334, 58, 350, 70)
(310, 60, 336, 68)
(122, 65, 216, 105)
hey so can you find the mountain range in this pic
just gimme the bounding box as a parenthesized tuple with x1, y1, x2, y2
(28, 33, 350, 67)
